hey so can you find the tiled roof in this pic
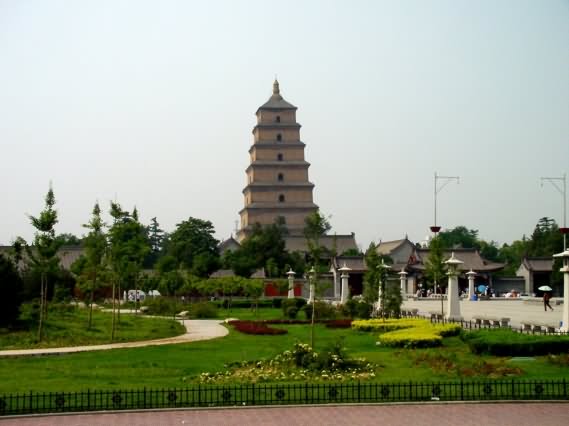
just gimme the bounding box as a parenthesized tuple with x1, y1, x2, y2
(522, 257, 553, 272)
(257, 80, 297, 111)
(0, 245, 84, 270)
(334, 256, 367, 272)
(409, 248, 504, 272)
(284, 234, 358, 254)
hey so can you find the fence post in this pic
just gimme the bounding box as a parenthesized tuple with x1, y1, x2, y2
(563, 379, 567, 400)
(357, 381, 361, 403)
(251, 383, 255, 406)
(460, 380, 464, 401)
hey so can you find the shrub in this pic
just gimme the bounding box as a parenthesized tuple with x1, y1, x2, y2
(355, 301, 373, 319)
(281, 298, 306, 317)
(302, 301, 338, 320)
(462, 329, 569, 356)
(271, 298, 284, 308)
(142, 297, 184, 316)
(191, 302, 218, 318)
(228, 320, 287, 335)
(325, 319, 352, 328)
(284, 306, 299, 319)
(352, 318, 461, 348)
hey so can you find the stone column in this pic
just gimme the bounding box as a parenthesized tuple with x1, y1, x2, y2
(466, 269, 476, 300)
(339, 263, 351, 304)
(553, 249, 569, 332)
(398, 268, 408, 300)
(445, 252, 463, 320)
(308, 266, 316, 304)
(286, 269, 296, 299)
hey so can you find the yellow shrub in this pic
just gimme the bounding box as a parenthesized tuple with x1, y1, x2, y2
(353, 318, 461, 348)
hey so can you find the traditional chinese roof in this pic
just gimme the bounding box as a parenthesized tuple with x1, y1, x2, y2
(257, 80, 297, 111)
(284, 234, 358, 254)
(332, 256, 367, 272)
(408, 248, 504, 272)
(218, 236, 241, 255)
(0, 245, 84, 270)
(209, 268, 265, 279)
(521, 257, 553, 272)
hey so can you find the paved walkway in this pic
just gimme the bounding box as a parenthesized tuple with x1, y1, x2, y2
(402, 299, 563, 329)
(0, 320, 228, 358)
(2, 403, 568, 425)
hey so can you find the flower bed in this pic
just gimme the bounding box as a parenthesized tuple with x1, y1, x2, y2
(228, 320, 287, 335)
(325, 319, 353, 328)
(352, 318, 461, 348)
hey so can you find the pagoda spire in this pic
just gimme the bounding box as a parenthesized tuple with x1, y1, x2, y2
(273, 79, 280, 95)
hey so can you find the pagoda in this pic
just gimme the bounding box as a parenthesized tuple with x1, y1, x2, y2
(237, 80, 318, 241)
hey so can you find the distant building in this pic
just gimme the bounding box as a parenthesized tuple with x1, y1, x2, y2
(516, 257, 554, 295)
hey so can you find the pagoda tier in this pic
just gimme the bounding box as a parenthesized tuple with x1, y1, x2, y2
(237, 80, 318, 241)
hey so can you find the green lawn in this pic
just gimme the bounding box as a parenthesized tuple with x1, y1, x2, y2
(0, 308, 185, 350)
(1, 322, 568, 394)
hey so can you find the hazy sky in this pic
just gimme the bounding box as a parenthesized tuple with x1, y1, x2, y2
(1, 0, 568, 250)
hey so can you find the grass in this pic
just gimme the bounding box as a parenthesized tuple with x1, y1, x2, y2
(0, 308, 186, 350)
(1, 318, 569, 393)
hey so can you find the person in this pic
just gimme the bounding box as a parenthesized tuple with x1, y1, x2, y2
(543, 292, 554, 311)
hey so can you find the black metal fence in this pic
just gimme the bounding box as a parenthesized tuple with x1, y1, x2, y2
(425, 316, 569, 336)
(1, 380, 568, 416)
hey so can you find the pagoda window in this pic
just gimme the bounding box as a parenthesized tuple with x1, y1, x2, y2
(277, 153, 283, 161)
(277, 173, 284, 182)
(276, 133, 282, 142)
(278, 194, 285, 202)
(276, 115, 281, 123)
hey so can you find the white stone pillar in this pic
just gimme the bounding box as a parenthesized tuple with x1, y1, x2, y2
(553, 249, 569, 332)
(399, 268, 408, 300)
(445, 252, 463, 320)
(308, 266, 316, 304)
(286, 269, 296, 299)
(466, 269, 476, 300)
(339, 263, 351, 304)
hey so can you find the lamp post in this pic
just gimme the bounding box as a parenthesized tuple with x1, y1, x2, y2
(339, 263, 351, 304)
(553, 249, 569, 332)
(445, 252, 464, 320)
(466, 269, 476, 301)
(377, 259, 389, 316)
(286, 268, 296, 299)
(541, 173, 567, 250)
(430, 172, 460, 234)
(398, 268, 408, 300)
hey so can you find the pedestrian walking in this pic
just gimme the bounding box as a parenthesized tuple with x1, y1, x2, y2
(543, 292, 554, 311)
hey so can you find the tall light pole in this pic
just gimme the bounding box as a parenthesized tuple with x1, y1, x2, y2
(430, 172, 459, 297)
(541, 173, 567, 250)
(431, 172, 460, 234)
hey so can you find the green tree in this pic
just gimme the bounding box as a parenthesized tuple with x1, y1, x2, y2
(26, 185, 62, 342)
(108, 203, 150, 339)
(303, 210, 332, 348)
(362, 243, 381, 304)
(145, 217, 165, 267)
(0, 253, 24, 327)
(438, 226, 478, 249)
(424, 235, 446, 294)
(166, 217, 219, 277)
(78, 202, 107, 329)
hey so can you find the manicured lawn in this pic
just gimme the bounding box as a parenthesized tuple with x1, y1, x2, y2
(0, 308, 185, 350)
(1, 321, 568, 394)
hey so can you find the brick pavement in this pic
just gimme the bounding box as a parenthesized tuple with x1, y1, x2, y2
(1, 403, 568, 426)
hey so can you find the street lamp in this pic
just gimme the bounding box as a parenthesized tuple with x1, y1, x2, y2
(431, 172, 460, 234)
(552, 249, 569, 332)
(308, 266, 316, 304)
(541, 173, 567, 250)
(445, 252, 464, 319)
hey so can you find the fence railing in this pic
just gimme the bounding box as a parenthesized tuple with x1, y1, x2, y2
(1, 380, 568, 416)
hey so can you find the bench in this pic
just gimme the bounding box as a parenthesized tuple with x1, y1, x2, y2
(521, 322, 532, 332)
(500, 317, 511, 327)
(429, 311, 443, 320)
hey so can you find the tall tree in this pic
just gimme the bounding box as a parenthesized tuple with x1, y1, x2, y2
(166, 217, 219, 277)
(80, 202, 107, 329)
(303, 210, 332, 349)
(26, 185, 61, 342)
(108, 202, 149, 339)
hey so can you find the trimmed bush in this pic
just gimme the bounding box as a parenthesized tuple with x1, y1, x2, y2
(353, 318, 461, 348)
(325, 319, 352, 328)
(228, 320, 287, 335)
(462, 329, 569, 356)
(281, 298, 306, 318)
(301, 301, 338, 320)
(191, 302, 218, 318)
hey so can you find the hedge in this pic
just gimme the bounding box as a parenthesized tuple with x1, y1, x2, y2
(462, 329, 569, 356)
(352, 318, 461, 348)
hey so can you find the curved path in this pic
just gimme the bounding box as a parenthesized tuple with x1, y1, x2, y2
(0, 320, 228, 358)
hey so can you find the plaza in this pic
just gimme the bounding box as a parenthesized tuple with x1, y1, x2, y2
(402, 298, 563, 329)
